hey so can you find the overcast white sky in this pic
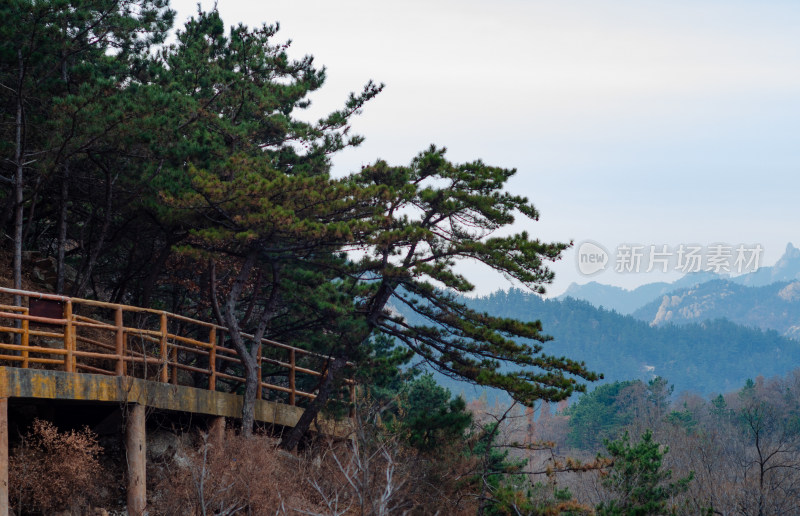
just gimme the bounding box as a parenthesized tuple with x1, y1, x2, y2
(170, 0, 800, 296)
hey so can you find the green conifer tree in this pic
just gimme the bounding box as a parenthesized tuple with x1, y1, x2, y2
(596, 430, 693, 516)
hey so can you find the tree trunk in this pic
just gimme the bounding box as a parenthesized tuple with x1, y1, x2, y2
(279, 355, 348, 451)
(21, 173, 42, 247)
(240, 359, 259, 437)
(13, 49, 24, 305)
(56, 51, 71, 294)
(215, 251, 261, 438)
(56, 162, 69, 294)
(74, 166, 114, 296)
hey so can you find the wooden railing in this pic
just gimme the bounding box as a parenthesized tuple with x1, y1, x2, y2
(0, 287, 355, 411)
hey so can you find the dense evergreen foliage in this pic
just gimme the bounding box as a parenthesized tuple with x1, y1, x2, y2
(386, 374, 473, 453)
(566, 381, 637, 450)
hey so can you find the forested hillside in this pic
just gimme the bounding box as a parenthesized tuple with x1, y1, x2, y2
(549, 370, 800, 514)
(462, 289, 800, 396)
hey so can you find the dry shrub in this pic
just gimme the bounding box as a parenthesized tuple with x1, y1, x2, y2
(153, 430, 315, 515)
(10, 419, 107, 514)
(304, 437, 410, 516)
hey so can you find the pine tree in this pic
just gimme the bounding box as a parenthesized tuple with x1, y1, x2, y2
(596, 430, 693, 516)
(0, 0, 173, 297)
(160, 9, 382, 436)
(281, 146, 600, 449)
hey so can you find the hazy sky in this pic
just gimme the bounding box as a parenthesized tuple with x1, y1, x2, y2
(169, 0, 800, 296)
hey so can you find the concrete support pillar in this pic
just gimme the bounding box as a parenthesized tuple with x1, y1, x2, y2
(209, 416, 225, 448)
(126, 403, 146, 516)
(0, 398, 7, 516)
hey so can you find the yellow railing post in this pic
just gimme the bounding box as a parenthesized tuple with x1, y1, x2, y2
(159, 312, 168, 383)
(21, 315, 29, 368)
(289, 349, 296, 406)
(64, 300, 74, 373)
(208, 327, 217, 391)
(115, 307, 124, 376)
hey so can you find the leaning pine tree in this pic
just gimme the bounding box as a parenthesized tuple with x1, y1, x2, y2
(279, 146, 601, 450)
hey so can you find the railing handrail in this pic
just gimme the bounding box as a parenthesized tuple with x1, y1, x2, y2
(0, 286, 348, 363)
(0, 286, 356, 412)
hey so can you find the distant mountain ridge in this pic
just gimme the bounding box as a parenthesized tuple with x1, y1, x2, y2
(557, 272, 718, 315)
(559, 242, 800, 315)
(731, 243, 800, 287)
(632, 279, 800, 339)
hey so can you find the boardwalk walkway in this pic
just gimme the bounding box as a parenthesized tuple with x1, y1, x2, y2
(0, 286, 354, 515)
